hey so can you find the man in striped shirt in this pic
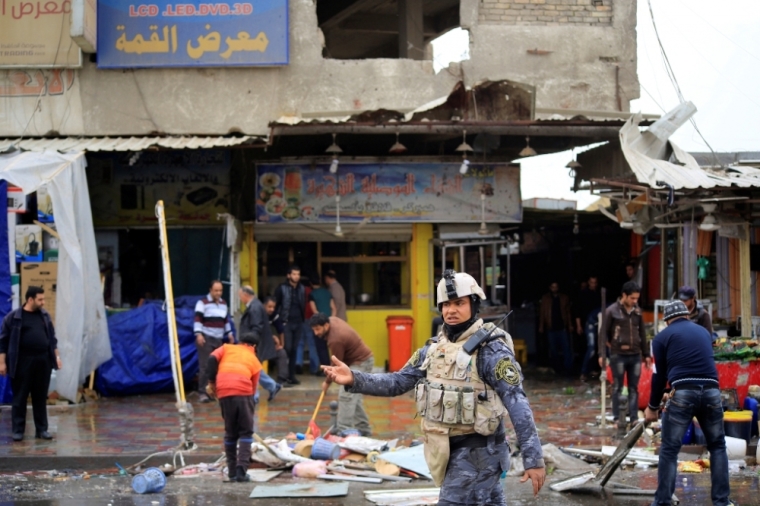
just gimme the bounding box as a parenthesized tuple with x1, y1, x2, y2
(195, 280, 234, 403)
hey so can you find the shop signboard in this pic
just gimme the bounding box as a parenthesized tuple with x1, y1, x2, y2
(88, 150, 230, 226)
(0, 0, 82, 67)
(96, 0, 288, 68)
(255, 163, 522, 224)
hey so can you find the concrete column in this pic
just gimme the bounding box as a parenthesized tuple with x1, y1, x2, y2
(739, 223, 753, 337)
(398, 0, 424, 60)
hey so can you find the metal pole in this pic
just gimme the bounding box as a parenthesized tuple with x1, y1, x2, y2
(156, 201, 186, 405)
(479, 246, 485, 291)
(507, 246, 511, 312)
(491, 245, 497, 302)
(600, 286, 607, 429)
(459, 245, 465, 272)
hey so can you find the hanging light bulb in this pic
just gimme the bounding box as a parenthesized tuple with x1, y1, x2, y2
(326, 133, 342, 174)
(699, 203, 720, 231)
(519, 136, 537, 157)
(455, 130, 473, 175)
(389, 132, 407, 154)
(478, 193, 488, 235)
(334, 195, 344, 237)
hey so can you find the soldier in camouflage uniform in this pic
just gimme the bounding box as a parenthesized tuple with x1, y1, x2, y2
(324, 270, 545, 505)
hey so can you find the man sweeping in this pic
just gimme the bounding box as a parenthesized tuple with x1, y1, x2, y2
(206, 332, 261, 483)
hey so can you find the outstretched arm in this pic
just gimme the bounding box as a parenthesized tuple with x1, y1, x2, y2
(323, 346, 429, 397)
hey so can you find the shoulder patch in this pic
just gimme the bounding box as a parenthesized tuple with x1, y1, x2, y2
(407, 349, 421, 367)
(495, 357, 521, 385)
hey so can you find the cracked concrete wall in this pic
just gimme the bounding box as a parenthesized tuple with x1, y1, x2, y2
(0, 0, 638, 137)
(461, 0, 639, 112)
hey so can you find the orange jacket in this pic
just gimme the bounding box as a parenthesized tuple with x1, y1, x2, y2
(210, 344, 261, 398)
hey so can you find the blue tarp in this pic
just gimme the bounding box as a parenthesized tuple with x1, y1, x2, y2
(96, 295, 235, 397)
(0, 181, 14, 404)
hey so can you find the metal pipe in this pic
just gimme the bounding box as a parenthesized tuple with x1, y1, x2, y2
(459, 245, 465, 273)
(270, 123, 624, 138)
(479, 246, 485, 291)
(491, 244, 497, 302)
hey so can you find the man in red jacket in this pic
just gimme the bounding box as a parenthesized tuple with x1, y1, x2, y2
(207, 332, 262, 483)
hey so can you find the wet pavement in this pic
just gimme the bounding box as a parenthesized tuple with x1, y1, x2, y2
(1, 372, 759, 504)
(0, 373, 620, 459)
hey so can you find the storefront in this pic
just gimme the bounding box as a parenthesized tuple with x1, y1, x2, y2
(248, 161, 522, 367)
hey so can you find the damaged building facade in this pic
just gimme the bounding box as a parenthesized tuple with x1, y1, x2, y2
(0, 0, 640, 365)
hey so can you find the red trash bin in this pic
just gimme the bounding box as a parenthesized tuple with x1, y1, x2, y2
(386, 316, 414, 372)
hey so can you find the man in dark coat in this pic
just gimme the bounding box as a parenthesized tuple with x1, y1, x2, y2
(238, 286, 288, 401)
(0, 286, 61, 441)
(274, 265, 306, 384)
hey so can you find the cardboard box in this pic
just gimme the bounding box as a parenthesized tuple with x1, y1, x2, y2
(20, 262, 57, 321)
(15, 224, 43, 262)
(7, 185, 26, 213)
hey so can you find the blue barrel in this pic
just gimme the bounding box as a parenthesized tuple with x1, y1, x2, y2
(310, 437, 340, 460)
(744, 397, 759, 437)
(132, 467, 167, 494)
(681, 420, 693, 445)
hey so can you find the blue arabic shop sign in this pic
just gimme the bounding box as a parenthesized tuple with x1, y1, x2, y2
(256, 163, 522, 223)
(97, 0, 288, 68)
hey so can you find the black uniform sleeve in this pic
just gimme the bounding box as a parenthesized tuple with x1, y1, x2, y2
(346, 345, 430, 397)
(207, 355, 219, 382)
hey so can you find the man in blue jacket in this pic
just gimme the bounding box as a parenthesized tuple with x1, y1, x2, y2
(0, 286, 61, 441)
(645, 300, 735, 506)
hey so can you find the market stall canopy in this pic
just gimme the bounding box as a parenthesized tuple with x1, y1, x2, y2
(0, 135, 262, 153)
(578, 102, 760, 191)
(0, 150, 111, 402)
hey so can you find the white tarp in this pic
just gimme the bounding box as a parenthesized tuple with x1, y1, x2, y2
(0, 150, 111, 401)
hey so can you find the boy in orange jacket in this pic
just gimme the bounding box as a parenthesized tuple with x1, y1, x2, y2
(207, 332, 262, 482)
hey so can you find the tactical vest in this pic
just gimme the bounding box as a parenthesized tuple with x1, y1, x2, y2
(415, 320, 513, 437)
(412, 319, 517, 486)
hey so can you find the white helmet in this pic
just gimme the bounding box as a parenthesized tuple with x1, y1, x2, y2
(436, 269, 486, 307)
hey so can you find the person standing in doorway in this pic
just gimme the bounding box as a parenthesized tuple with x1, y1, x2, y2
(538, 282, 574, 376)
(308, 277, 334, 373)
(0, 286, 61, 441)
(645, 301, 735, 506)
(599, 281, 651, 428)
(324, 270, 347, 321)
(238, 286, 286, 401)
(194, 280, 235, 403)
(274, 265, 306, 385)
(678, 285, 714, 336)
(263, 296, 290, 388)
(575, 276, 603, 382)
(297, 277, 321, 376)
(309, 313, 374, 436)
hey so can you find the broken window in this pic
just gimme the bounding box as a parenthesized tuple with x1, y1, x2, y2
(317, 0, 460, 60)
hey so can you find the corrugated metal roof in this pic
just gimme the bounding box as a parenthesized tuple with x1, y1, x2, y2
(620, 114, 760, 190)
(0, 136, 262, 153)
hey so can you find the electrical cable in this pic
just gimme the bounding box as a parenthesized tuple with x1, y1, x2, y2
(673, 0, 760, 65)
(646, 0, 722, 167)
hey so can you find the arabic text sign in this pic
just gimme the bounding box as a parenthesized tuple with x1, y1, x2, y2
(0, 0, 82, 67)
(97, 0, 288, 67)
(88, 150, 231, 226)
(256, 163, 522, 223)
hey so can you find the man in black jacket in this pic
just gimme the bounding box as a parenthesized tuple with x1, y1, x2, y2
(0, 286, 61, 441)
(238, 286, 289, 400)
(274, 265, 305, 384)
(599, 281, 651, 427)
